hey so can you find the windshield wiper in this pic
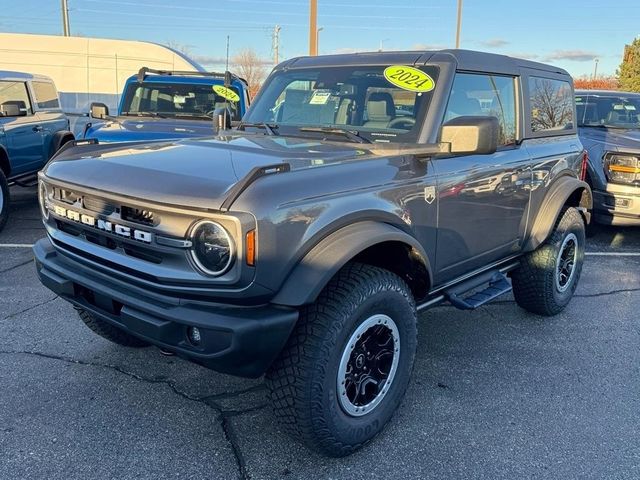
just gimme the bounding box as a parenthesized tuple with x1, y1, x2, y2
(237, 122, 279, 136)
(298, 127, 370, 144)
(128, 111, 169, 119)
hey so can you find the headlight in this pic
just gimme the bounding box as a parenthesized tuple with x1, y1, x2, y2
(605, 153, 640, 185)
(38, 181, 50, 220)
(189, 220, 235, 276)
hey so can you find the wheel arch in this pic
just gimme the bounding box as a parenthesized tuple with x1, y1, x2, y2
(524, 176, 592, 252)
(48, 130, 75, 159)
(271, 221, 432, 307)
(0, 146, 10, 178)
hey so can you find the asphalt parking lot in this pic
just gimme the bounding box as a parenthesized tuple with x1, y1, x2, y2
(1, 186, 639, 480)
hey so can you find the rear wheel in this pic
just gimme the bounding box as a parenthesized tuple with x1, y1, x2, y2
(511, 207, 585, 316)
(266, 263, 417, 457)
(0, 168, 9, 233)
(76, 308, 150, 347)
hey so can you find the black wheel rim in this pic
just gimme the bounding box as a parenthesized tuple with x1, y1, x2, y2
(556, 233, 578, 292)
(337, 314, 400, 417)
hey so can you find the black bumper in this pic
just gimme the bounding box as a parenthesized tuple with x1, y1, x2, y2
(33, 238, 298, 378)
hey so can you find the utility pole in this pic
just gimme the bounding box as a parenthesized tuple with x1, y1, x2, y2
(61, 0, 70, 36)
(272, 25, 281, 65)
(309, 0, 318, 56)
(455, 0, 463, 48)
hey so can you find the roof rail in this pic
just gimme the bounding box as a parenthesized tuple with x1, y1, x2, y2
(136, 67, 248, 86)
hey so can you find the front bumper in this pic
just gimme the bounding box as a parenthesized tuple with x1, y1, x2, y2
(33, 237, 298, 378)
(593, 183, 640, 226)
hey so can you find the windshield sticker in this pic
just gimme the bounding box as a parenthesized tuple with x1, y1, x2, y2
(383, 65, 435, 93)
(309, 91, 332, 105)
(213, 85, 240, 102)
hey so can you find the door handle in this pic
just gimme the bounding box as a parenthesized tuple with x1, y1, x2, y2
(32, 125, 43, 132)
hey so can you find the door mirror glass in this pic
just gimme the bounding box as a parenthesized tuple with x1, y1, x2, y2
(90, 102, 109, 119)
(440, 115, 500, 155)
(0, 100, 28, 117)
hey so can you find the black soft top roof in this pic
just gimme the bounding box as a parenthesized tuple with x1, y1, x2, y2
(277, 49, 570, 77)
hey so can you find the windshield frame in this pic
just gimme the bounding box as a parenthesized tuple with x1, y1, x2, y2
(576, 92, 640, 130)
(243, 64, 440, 144)
(118, 80, 243, 121)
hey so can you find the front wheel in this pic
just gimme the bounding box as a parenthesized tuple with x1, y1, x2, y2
(266, 263, 417, 457)
(511, 207, 585, 316)
(0, 168, 9, 233)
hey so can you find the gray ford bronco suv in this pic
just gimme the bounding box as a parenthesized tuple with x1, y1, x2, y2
(34, 50, 591, 456)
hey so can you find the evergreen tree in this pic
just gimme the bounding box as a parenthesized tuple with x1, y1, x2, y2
(619, 38, 640, 92)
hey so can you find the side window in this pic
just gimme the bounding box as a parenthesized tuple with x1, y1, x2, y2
(0, 81, 32, 116)
(445, 73, 517, 146)
(528, 77, 573, 133)
(32, 81, 60, 109)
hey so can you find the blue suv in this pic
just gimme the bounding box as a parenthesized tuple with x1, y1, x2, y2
(83, 68, 250, 143)
(0, 71, 74, 231)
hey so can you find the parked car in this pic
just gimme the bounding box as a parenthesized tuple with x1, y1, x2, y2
(83, 68, 250, 143)
(576, 89, 640, 225)
(34, 50, 591, 456)
(0, 71, 74, 231)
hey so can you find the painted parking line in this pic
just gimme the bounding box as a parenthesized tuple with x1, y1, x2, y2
(585, 252, 640, 257)
(0, 243, 638, 256)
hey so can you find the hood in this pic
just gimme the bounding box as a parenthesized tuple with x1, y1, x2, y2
(44, 133, 375, 211)
(578, 126, 640, 153)
(84, 117, 218, 143)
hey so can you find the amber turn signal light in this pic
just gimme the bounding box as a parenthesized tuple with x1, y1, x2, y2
(246, 230, 256, 266)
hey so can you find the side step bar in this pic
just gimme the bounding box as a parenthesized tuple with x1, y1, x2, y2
(445, 271, 512, 310)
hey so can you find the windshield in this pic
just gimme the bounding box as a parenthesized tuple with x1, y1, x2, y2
(121, 81, 242, 121)
(244, 65, 440, 142)
(576, 93, 640, 129)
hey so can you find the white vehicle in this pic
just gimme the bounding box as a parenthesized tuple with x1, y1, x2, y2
(0, 33, 203, 115)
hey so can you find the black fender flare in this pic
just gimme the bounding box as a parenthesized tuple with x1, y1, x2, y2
(523, 176, 592, 252)
(271, 221, 432, 307)
(48, 131, 75, 159)
(0, 145, 10, 177)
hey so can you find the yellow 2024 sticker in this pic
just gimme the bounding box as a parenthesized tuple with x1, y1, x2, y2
(212, 85, 240, 102)
(383, 65, 435, 93)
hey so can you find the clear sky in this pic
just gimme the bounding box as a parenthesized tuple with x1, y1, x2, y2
(1, 0, 638, 78)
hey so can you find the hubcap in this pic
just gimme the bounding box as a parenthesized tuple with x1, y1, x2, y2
(555, 233, 578, 292)
(337, 314, 400, 417)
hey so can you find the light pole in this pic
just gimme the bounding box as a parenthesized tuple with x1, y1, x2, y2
(61, 0, 70, 36)
(379, 38, 390, 52)
(455, 0, 463, 48)
(316, 27, 324, 55)
(593, 58, 599, 80)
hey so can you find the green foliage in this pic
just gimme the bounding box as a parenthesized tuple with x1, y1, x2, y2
(619, 38, 640, 92)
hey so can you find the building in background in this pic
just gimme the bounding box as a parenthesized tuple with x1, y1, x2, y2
(0, 32, 203, 114)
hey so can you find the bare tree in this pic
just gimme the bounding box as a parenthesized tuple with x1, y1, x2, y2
(530, 78, 573, 132)
(232, 48, 269, 98)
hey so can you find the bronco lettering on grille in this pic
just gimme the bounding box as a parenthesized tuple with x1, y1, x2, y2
(52, 205, 152, 243)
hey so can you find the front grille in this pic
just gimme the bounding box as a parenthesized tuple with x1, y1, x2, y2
(83, 196, 116, 215)
(121, 206, 156, 226)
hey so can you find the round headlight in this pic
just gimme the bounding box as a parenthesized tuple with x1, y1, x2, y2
(38, 181, 49, 220)
(189, 220, 235, 276)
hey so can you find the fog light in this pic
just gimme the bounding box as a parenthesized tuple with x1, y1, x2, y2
(187, 326, 202, 346)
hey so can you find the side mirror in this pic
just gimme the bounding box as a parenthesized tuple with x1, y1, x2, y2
(212, 107, 232, 133)
(90, 102, 109, 119)
(440, 116, 500, 155)
(0, 100, 28, 117)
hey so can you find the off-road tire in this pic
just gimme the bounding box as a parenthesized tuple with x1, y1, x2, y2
(265, 262, 417, 457)
(511, 207, 585, 316)
(0, 168, 9, 232)
(76, 307, 150, 347)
